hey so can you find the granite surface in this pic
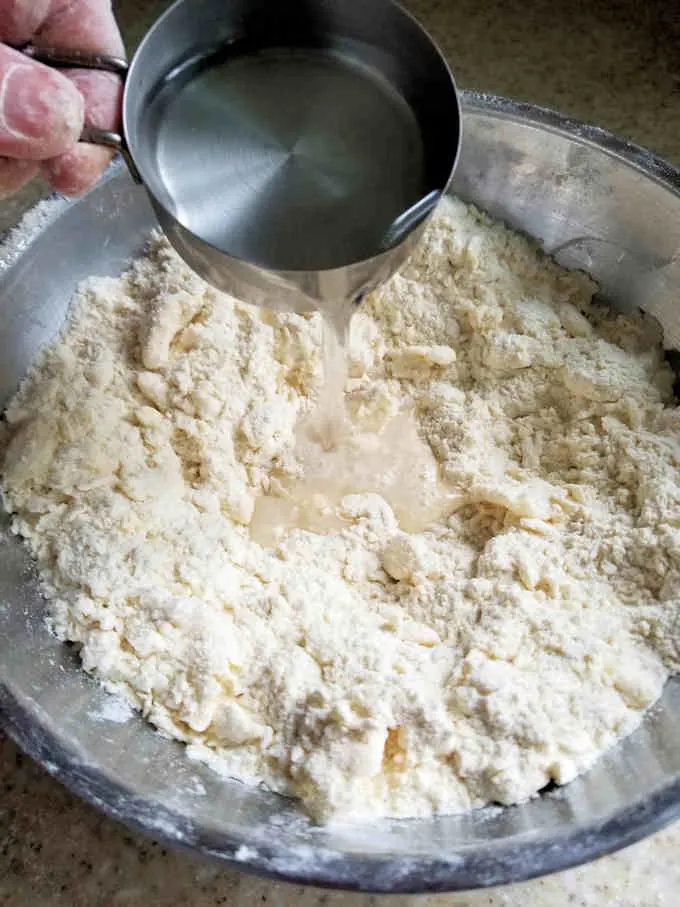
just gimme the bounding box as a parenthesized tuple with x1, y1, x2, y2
(1, 1, 679, 905)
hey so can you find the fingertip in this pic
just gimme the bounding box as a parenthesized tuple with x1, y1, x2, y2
(0, 0, 51, 45)
(0, 53, 85, 160)
(66, 70, 122, 131)
(42, 144, 114, 196)
(31, 0, 125, 58)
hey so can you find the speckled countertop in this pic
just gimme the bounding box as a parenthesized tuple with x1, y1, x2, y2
(1, 1, 679, 905)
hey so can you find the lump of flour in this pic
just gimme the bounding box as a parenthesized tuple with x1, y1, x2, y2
(2, 198, 680, 822)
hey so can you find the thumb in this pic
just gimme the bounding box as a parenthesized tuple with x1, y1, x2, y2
(0, 43, 84, 161)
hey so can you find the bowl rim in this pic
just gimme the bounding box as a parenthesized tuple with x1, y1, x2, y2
(462, 90, 680, 197)
(2, 90, 680, 894)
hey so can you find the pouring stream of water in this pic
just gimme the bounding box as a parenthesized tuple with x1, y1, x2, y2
(250, 303, 454, 545)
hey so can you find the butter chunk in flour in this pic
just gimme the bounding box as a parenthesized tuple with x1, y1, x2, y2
(3, 198, 680, 821)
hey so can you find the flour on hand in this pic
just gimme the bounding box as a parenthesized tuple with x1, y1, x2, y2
(2, 198, 680, 822)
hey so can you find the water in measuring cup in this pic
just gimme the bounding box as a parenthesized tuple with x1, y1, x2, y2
(147, 44, 428, 270)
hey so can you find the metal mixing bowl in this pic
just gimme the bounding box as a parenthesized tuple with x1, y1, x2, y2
(1, 92, 680, 894)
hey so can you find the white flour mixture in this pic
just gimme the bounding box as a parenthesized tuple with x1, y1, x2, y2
(2, 199, 680, 822)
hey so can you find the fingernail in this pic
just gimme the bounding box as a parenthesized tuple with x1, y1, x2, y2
(1, 63, 83, 158)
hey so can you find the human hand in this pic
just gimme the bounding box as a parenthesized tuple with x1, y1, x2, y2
(0, 0, 124, 197)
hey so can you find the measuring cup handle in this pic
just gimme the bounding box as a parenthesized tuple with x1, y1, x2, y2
(20, 45, 142, 184)
(21, 45, 128, 76)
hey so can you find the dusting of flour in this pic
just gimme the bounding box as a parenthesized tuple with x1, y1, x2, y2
(2, 198, 680, 822)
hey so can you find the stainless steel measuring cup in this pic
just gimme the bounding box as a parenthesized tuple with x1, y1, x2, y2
(23, 0, 461, 314)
